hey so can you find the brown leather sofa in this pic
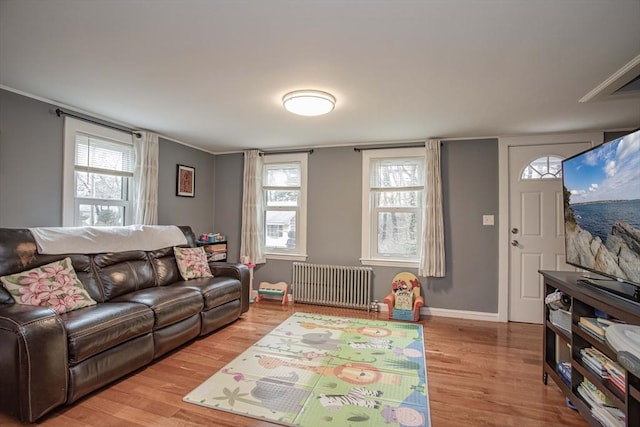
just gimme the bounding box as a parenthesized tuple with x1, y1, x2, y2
(0, 226, 249, 423)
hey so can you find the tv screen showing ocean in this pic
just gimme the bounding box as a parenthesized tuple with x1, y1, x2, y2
(571, 199, 640, 243)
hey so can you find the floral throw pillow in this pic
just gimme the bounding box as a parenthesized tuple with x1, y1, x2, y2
(174, 246, 213, 280)
(0, 257, 97, 314)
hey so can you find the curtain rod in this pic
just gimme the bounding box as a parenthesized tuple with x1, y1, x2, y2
(56, 108, 142, 138)
(354, 142, 428, 152)
(260, 148, 314, 156)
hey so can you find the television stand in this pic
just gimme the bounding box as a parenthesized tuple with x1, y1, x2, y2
(540, 270, 640, 427)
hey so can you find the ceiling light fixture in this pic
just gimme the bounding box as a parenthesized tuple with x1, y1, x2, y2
(282, 90, 336, 116)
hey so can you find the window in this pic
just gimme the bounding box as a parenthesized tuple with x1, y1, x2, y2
(521, 155, 564, 180)
(263, 153, 308, 260)
(361, 148, 425, 267)
(266, 224, 284, 239)
(63, 117, 135, 226)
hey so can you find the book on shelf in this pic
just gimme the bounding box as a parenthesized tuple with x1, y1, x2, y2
(556, 361, 571, 385)
(207, 252, 227, 261)
(579, 317, 621, 340)
(203, 243, 227, 252)
(577, 383, 600, 409)
(578, 380, 625, 427)
(580, 347, 626, 392)
(549, 309, 571, 334)
(582, 378, 615, 407)
(580, 347, 609, 377)
(603, 357, 626, 394)
(609, 378, 625, 396)
(607, 369, 626, 395)
(590, 405, 625, 427)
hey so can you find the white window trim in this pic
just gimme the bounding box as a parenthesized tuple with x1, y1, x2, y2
(266, 253, 308, 262)
(62, 117, 134, 227)
(263, 152, 308, 261)
(361, 147, 425, 268)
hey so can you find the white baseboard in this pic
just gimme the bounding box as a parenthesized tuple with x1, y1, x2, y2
(420, 306, 500, 322)
(376, 303, 500, 322)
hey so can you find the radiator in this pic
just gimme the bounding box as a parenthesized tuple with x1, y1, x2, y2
(292, 262, 373, 310)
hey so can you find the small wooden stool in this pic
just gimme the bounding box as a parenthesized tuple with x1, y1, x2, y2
(256, 281, 289, 304)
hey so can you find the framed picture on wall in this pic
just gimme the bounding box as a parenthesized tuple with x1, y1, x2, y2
(176, 164, 195, 197)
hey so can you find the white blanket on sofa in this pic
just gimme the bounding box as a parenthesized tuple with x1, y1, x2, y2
(28, 225, 188, 254)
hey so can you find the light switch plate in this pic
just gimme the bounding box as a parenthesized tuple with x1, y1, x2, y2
(483, 215, 494, 226)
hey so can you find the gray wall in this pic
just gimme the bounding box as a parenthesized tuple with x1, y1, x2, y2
(1, 88, 500, 314)
(0, 90, 63, 226)
(427, 139, 499, 312)
(0, 89, 215, 233)
(214, 140, 500, 313)
(213, 153, 243, 260)
(157, 138, 215, 237)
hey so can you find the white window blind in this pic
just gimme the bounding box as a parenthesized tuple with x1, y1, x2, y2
(63, 117, 134, 227)
(75, 133, 135, 177)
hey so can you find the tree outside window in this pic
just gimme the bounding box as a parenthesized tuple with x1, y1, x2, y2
(362, 147, 425, 266)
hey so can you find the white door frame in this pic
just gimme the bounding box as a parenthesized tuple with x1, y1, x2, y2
(497, 132, 603, 322)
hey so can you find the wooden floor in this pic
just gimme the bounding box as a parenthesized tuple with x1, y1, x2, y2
(0, 302, 587, 427)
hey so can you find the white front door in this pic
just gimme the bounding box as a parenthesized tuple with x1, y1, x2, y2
(508, 142, 591, 323)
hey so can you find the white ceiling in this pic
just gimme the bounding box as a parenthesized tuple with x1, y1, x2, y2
(1, 0, 639, 153)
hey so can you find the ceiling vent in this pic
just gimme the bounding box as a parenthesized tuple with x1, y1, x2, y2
(580, 54, 640, 102)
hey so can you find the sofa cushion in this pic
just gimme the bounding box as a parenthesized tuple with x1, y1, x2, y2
(1, 257, 97, 314)
(112, 286, 204, 329)
(67, 333, 154, 404)
(149, 247, 182, 286)
(173, 246, 213, 280)
(92, 251, 156, 301)
(61, 302, 154, 364)
(176, 277, 242, 310)
(200, 299, 242, 336)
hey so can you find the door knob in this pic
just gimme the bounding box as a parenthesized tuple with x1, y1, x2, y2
(511, 240, 519, 247)
(511, 228, 518, 234)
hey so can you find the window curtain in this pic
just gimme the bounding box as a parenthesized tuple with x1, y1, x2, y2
(133, 131, 159, 225)
(240, 149, 266, 264)
(419, 139, 446, 277)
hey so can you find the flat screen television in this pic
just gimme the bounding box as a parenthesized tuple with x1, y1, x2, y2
(562, 128, 640, 303)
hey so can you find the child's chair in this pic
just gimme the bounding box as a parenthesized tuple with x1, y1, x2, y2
(383, 272, 424, 322)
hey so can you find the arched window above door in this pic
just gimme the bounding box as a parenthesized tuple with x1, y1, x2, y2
(521, 156, 564, 180)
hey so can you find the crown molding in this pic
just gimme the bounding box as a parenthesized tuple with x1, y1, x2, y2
(580, 54, 640, 103)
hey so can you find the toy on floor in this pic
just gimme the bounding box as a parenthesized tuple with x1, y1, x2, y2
(256, 281, 289, 304)
(383, 272, 424, 322)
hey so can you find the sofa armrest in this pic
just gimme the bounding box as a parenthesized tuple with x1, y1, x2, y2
(0, 304, 68, 422)
(209, 263, 250, 313)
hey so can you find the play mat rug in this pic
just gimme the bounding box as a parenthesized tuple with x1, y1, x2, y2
(184, 312, 430, 427)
